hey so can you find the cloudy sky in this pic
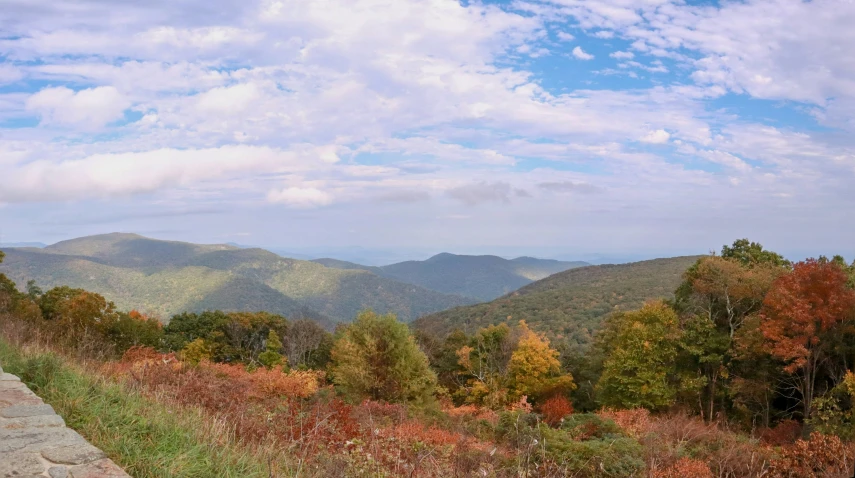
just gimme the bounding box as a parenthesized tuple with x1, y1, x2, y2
(0, 0, 853, 261)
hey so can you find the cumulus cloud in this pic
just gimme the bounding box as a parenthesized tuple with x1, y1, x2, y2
(0, 146, 321, 202)
(267, 187, 334, 208)
(572, 46, 594, 60)
(25, 86, 129, 129)
(640, 129, 671, 144)
(609, 51, 634, 60)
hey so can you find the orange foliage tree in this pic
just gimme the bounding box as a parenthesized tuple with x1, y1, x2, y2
(761, 259, 855, 418)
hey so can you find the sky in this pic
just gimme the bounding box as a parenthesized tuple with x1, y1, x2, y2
(0, 0, 854, 262)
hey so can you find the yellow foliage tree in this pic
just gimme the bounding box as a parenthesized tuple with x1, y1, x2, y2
(506, 321, 575, 402)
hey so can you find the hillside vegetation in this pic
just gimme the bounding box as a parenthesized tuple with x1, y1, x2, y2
(0, 233, 472, 324)
(315, 253, 589, 301)
(3, 240, 855, 477)
(414, 256, 701, 345)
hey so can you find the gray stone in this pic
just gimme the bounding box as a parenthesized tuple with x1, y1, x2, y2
(0, 452, 45, 477)
(0, 373, 20, 381)
(0, 404, 55, 418)
(0, 427, 87, 453)
(1, 414, 66, 429)
(68, 459, 131, 478)
(49, 467, 70, 478)
(43, 444, 106, 465)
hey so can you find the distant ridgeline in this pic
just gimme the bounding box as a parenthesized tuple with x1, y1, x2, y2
(0, 233, 594, 326)
(413, 256, 702, 347)
(0, 233, 477, 325)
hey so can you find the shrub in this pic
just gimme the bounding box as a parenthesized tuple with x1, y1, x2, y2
(539, 395, 573, 427)
(651, 457, 714, 478)
(768, 432, 854, 478)
(598, 407, 651, 438)
(560, 413, 623, 440)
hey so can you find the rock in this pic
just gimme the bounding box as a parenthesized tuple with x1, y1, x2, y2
(1, 404, 56, 418)
(0, 428, 87, 453)
(0, 373, 21, 382)
(0, 451, 45, 477)
(43, 444, 107, 465)
(49, 466, 70, 478)
(0, 414, 66, 429)
(68, 459, 131, 478)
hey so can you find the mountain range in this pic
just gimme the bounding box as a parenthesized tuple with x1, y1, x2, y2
(413, 255, 701, 346)
(0, 233, 476, 325)
(313, 253, 589, 301)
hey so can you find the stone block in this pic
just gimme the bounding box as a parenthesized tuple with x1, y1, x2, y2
(0, 373, 21, 381)
(1, 404, 56, 418)
(1, 414, 66, 429)
(49, 466, 70, 478)
(0, 451, 45, 477)
(68, 459, 131, 478)
(0, 427, 87, 453)
(43, 444, 107, 465)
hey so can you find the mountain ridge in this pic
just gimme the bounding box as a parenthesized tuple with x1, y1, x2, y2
(0, 233, 473, 325)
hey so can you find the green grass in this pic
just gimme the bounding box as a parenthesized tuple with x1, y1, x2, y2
(0, 339, 280, 478)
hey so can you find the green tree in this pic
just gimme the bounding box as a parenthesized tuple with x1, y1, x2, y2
(258, 329, 286, 369)
(596, 301, 682, 410)
(330, 310, 437, 404)
(721, 238, 791, 268)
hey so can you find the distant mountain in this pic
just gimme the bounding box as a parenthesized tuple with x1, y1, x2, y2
(0, 242, 47, 248)
(312, 253, 589, 301)
(0, 233, 473, 326)
(413, 255, 701, 346)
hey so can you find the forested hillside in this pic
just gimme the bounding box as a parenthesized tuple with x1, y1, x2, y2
(414, 256, 700, 345)
(0, 233, 472, 324)
(314, 252, 589, 301)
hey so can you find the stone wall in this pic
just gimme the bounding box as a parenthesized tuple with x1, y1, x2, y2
(0, 363, 131, 478)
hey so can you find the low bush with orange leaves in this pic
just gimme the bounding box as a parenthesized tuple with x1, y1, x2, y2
(598, 407, 650, 438)
(768, 432, 854, 478)
(650, 457, 714, 478)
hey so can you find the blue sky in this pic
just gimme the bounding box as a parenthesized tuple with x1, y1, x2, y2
(0, 0, 854, 262)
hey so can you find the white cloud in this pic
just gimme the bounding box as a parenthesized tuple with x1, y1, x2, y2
(25, 86, 129, 129)
(640, 129, 670, 144)
(267, 187, 333, 208)
(557, 31, 575, 41)
(593, 31, 614, 39)
(572, 46, 595, 60)
(609, 50, 634, 60)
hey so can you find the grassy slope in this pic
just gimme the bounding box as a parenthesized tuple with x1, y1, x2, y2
(0, 234, 472, 323)
(0, 340, 276, 478)
(413, 255, 701, 346)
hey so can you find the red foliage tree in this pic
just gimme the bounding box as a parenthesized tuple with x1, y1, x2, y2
(760, 259, 855, 418)
(539, 395, 573, 427)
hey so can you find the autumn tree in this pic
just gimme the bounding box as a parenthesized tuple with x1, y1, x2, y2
(455, 323, 520, 407)
(596, 301, 682, 410)
(282, 319, 332, 369)
(674, 253, 782, 419)
(760, 259, 855, 419)
(506, 321, 575, 402)
(330, 310, 437, 404)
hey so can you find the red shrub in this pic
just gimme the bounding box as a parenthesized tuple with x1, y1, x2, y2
(651, 458, 714, 478)
(539, 395, 573, 427)
(768, 432, 854, 478)
(759, 419, 802, 446)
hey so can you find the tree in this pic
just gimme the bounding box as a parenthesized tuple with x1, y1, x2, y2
(26, 280, 42, 300)
(760, 259, 855, 419)
(258, 329, 286, 369)
(506, 321, 575, 402)
(673, 255, 781, 419)
(596, 301, 682, 410)
(721, 238, 791, 268)
(330, 310, 437, 404)
(282, 319, 332, 369)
